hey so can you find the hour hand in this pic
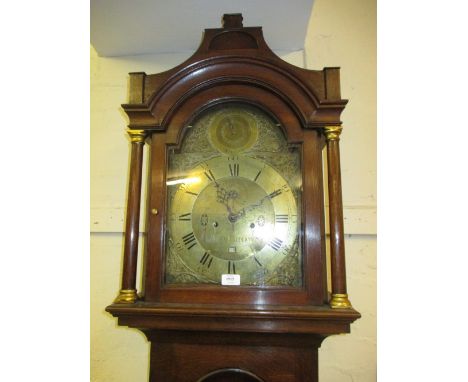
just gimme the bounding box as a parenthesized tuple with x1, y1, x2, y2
(216, 186, 227, 203)
(215, 185, 234, 214)
(238, 196, 266, 217)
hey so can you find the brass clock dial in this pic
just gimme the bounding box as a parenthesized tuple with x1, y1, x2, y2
(167, 155, 298, 285)
(165, 103, 303, 287)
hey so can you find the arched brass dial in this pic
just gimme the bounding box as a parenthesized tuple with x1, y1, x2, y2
(167, 155, 298, 285)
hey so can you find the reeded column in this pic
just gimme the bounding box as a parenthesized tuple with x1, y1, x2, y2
(324, 126, 352, 309)
(114, 129, 147, 303)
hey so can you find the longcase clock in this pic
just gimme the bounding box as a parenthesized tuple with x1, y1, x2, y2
(106, 13, 360, 382)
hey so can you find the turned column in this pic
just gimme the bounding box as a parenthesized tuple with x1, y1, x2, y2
(114, 129, 147, 303)
(324, 126, 352, 309)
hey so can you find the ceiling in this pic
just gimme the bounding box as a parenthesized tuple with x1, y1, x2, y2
(91, 0, 315, 57)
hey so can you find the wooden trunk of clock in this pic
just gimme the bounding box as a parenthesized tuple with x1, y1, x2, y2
(146, 331, 322, 382)
(107, 14, 360, 381)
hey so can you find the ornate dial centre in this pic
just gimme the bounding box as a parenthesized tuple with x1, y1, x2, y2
(192, 177, 275, 261)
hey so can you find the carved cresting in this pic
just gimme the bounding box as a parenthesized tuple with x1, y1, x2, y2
(114, 129, 147, 304)
(222, 13, 243, 28)
(324, 126, 352, 309)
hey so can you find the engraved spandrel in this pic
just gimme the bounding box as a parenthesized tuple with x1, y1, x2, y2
(265, 236, 301, 287)
(166, 237, 216, 284)
(179, 120, 214, 154)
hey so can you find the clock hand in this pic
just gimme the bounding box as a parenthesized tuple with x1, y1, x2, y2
(232, 196, 267, 220)
(230, 187, 282, 221)
(214, 183, 238, 218)
(215, 183, 230, 204)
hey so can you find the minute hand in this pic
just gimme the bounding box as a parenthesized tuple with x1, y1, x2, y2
(234, 188, 283, 219)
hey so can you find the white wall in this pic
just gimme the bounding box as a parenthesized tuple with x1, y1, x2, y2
(91, 0, 376, 380)
(305, 1, 376, 380)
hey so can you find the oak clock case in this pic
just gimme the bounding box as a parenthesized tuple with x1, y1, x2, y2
(106, 13, 360, 382)
(166, 103, 302, 287)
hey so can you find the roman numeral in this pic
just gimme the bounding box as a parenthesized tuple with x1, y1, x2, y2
(185, 191, 198, 196)
(178, 213, 191, 221)
(268, 189, 282, 199)
(200, 252, 213, 268)
(182, 232, 197, 250)
(254, 256, 263, 267)
(268, 237, 283, 251)
(275, 214, 289, 223)
(204, 168, 216, 182)
(253, 169, 262, 182)
(228, 261, 236, 274)
(229, 163, 239, 176)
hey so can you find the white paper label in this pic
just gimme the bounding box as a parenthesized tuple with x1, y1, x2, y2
(221, 274, 240, 285)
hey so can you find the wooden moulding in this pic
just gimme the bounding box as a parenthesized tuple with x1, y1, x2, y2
(106, 302, 360, 335)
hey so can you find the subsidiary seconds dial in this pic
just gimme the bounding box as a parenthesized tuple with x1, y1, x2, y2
(167, 155, 298, 285)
